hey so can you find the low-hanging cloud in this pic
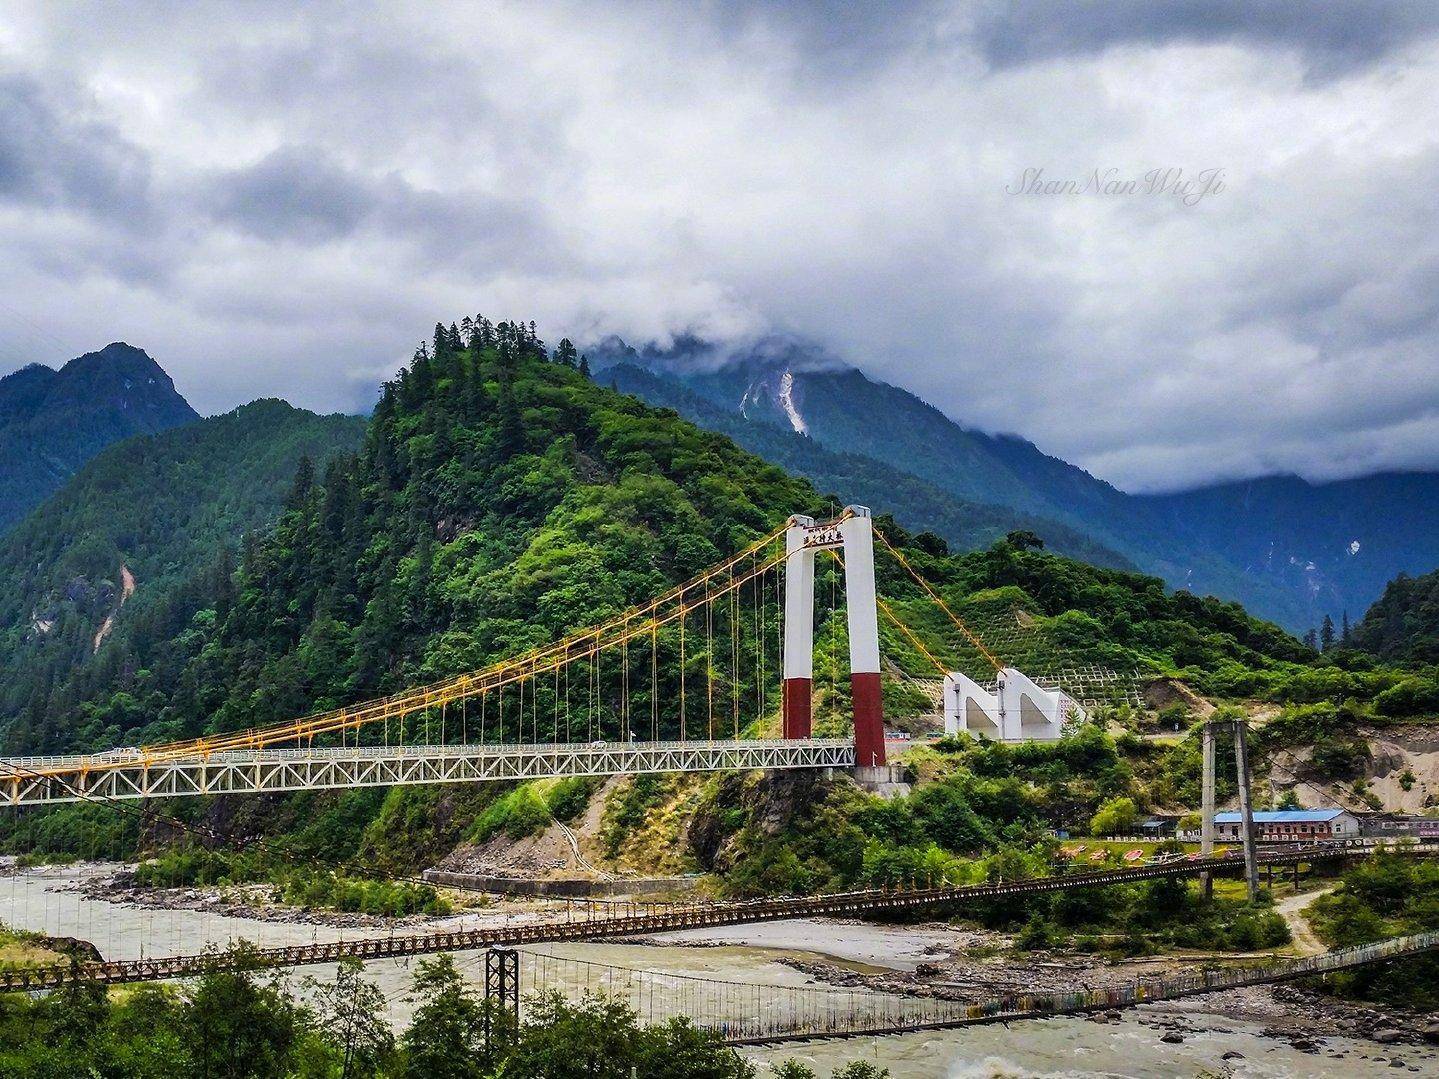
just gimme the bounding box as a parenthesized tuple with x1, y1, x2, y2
(1, 0, 1438, 492)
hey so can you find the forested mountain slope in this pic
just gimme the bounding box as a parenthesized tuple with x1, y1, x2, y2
(0, 343, 199, 530)
(1139, 473, 1439, 639)
(1351, 567, 1439, 664)
(9, 316, 1439, 895)
(0, 400, 366, 749)
(0, 317, 1313, 759)
(605, 363, 1134, 570)
(0, 320, 820, 755)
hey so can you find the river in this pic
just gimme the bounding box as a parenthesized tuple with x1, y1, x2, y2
(3, 864, 1433, 1077)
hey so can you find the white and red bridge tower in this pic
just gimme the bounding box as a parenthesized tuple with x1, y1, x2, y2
(782, 507, 886, 767)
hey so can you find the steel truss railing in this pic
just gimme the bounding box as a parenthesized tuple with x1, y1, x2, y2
(0, 739, 856, 806)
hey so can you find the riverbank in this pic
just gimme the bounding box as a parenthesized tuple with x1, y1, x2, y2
(652, 916, 1439, 1049)
(6, 862, 1436, 1068)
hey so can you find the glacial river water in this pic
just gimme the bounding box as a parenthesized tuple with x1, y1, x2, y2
(3, 863, 1434, 1077)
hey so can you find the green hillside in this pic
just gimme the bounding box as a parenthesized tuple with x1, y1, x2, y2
(1351, 567, 1439, 664)
(1, 318, 1328, 759)
(606, 363, 1134, 570)
(7, 316, 1439, 900)
(0, 399, 366, 749)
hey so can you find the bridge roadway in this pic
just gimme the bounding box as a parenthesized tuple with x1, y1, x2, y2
(719, 928, 1439, 1045)
(0, 738, 857, 806)
(1, 842, 1414, 992)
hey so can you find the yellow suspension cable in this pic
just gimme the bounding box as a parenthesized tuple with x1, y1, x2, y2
(85, 541, 788, 770)
(873, 528, 1003, 672)
(113, 527, 789, 766)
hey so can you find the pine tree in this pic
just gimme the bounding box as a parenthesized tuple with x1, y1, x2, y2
(285, 455, 315, 510)
(1340, 610, 1351, 645)
(496, 374, 524, 458)
(1302, 628, 1318, 650)
(214, 545, 236, 621)
(578, 353, 591, 379)
(553, 338, 578, 368)
(1320, 614, 1336, 651)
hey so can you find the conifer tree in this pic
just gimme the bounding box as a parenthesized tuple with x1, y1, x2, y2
(1320, 614, 1336, 651)
(496, 374, 524, 457)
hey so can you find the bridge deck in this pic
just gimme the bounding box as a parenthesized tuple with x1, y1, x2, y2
(1, 843, 1420, 991)
(0, 738, 856, 806)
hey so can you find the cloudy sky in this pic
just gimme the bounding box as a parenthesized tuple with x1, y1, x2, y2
(2, 1, 1439, 492)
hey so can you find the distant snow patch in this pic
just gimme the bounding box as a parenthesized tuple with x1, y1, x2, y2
(777, 370, 808, 435)
(1348, 540, 1361, 556)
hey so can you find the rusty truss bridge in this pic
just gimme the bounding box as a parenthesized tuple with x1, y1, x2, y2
(1, 843, 1412, 992)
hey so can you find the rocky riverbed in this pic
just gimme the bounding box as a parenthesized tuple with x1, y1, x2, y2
(67, 869, 455, 930)
(10, 863, 1437, 1067)
(652, 916, 1439, 1050)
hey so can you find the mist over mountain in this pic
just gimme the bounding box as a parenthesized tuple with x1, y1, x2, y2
(0, 343, 200, 531)
(590, 334, 1439, 633)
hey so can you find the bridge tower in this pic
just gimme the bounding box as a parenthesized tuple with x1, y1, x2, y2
(782, 507, 885, 767)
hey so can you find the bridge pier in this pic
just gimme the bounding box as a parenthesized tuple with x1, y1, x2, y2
(853, 763, 909, 797)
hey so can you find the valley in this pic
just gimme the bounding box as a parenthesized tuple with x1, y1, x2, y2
(1, 322, 1437, 1076)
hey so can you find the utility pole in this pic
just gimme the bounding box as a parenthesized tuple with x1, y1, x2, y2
(1200, 721, 1216, 900)
(1232, 719, 1260, 902)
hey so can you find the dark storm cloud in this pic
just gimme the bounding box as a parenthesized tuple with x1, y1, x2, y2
(0, 70, 153, 221)
(974, 0, 1439, 77)
(202, 147, 560, 270)
(205, 148, 376, 244)
(1, 1, 1437, 491)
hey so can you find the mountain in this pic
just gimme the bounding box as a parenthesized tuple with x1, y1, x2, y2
(589, 336, 1439, 632)
(8, 314, 1438, 891)
(0, 343, 201, 531)
(1137, 474, 1439, 636)
(0, 321, 824, 754)
(0, 399, 367, 745)
(604, 363, 1135, 570)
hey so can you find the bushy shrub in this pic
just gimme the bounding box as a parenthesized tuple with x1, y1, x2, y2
(1374, 676, 1439, 717)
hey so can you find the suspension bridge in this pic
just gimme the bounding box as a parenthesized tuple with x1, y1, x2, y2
(515, 929, 1439, 1046)
(1, 507, 991, 808)
(0, 842, 1418, 992)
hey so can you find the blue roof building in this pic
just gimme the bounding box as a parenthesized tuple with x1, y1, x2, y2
(1212, 810, 1345, 824)
(1207, 808, 1359, 840)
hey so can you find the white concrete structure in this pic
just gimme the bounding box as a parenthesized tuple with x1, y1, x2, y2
(942, 667, 1085, 742)
(942, 672, 1002, 739)
(781, 507, 886, 766)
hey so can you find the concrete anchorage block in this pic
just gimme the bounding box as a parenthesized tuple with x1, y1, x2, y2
(943, 672, 1002, 739)
(943, 668, 1085, 742)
